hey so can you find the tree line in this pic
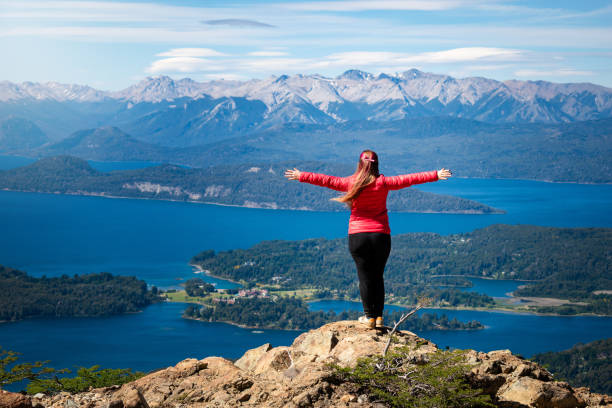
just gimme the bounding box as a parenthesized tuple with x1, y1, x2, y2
(531, 338, 612, 395)
(191, 224, 611, 314)
(0, 155, 499, 214)
(183, 297, 483, 331)
(0, 265, 162, 321)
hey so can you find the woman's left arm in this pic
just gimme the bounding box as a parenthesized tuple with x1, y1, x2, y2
(385, 168, 452, 190)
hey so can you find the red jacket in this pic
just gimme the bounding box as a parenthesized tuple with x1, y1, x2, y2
(299, 170, 439, 234)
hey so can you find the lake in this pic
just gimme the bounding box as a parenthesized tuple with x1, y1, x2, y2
(0, 156, 611, 383)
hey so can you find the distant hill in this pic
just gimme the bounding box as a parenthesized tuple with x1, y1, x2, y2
(15, 115, 612, 183)
(39, 126, 169, 160)
(532, 338, 612, 394)
(0, 116, 48, 151)
(0, 155, 501, 214)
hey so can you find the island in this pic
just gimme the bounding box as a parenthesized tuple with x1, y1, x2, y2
(189, 224, 612, 316)
(175, 281, 483, 331)
(0, 265, 163, 322)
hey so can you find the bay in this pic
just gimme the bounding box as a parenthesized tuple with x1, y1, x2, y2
(0, 302, 301, 377)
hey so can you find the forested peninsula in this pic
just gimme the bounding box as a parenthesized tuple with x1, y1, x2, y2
(191, 224, 612, 315)
(182, 296, 483, 331)
(0, 155, 501, 214)
(532, 338, 612, 395)
(0, 265, 163, 322)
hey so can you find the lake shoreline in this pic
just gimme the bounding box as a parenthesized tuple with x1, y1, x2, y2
(0, 188, 503, 214)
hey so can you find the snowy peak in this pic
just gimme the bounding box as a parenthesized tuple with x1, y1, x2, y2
(110, 76, 208, 103)
(0, 80, 107, 102)
(337, 69, 373, 81)
(1, 71, 612, 123)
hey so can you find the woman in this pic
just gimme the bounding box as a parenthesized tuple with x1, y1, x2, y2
(284, 150, 452, 329)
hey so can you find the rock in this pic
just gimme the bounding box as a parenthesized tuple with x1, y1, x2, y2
(339, 393, 356, 403)
(497, 376, 581, 408)
(0, 390, 32, 408)
(25, 321, 611, 408)
(63, 399, 78, 408)
(108, 400, 124, 408)
(121, 388, 149, 408)
(234, 343, 272, 371)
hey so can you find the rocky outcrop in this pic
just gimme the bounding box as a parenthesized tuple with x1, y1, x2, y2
(20, 321, 612, 407)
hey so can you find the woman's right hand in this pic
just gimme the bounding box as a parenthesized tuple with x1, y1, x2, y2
(437, 168, 452, 180)
(284, 168, 302, 181)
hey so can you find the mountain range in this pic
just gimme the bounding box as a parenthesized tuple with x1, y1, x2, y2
(1, 69, 611, 145)
(1, 70, 611, 183)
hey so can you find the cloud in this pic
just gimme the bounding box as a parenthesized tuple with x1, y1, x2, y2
(156, 48, 227, 57)
(514, 69, 594, 77)
(413, 47, 523, 63)
(145, 46, 525, 77)
(203, 19, 275, 28)
(203, 73, 250, 81)
(283, 0, 475, 12)
(322, 47, 523, 68)
(146, 57, 223, 74)
(248, 51, 290, 57)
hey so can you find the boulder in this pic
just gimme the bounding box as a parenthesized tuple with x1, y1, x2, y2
(0, 390, 32, 408)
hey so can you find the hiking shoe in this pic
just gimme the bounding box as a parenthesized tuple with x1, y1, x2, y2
(358, 315, 376, 329)
(375, 316, 384, 328)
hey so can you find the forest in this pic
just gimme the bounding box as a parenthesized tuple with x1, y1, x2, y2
(183, 297, 483, 331)
(191, 224, 612, 314)
(0, 265, 162, 321)
(0, 155, 500, 214)
(531, 338, 611, 395)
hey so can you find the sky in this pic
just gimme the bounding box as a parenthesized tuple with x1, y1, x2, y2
(1, 0, 611, 90)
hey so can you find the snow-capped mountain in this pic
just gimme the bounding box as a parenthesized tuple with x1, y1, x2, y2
(0, 80, 108, 102)
(3, 70, 612, 125)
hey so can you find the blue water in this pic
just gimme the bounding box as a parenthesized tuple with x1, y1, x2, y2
(1, 157, 611, 382)
(462, 278, 527, 298)
(0, 154, 161, 172)
(1, 175, 611, 288)
(0, 302, 300, 373)
(308, 300, 612, 357)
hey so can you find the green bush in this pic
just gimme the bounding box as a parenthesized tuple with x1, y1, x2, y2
(1, 347, 145, 395)
(333, 346, 494, 408)
(26, 365, 145, 395)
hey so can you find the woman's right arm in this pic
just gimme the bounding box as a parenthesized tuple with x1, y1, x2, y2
(285, 168, 350, 192)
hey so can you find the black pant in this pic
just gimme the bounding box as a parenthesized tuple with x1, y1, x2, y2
(348, 232, 391, 318)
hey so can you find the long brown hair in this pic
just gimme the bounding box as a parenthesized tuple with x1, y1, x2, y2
(333, 150, 380, 206)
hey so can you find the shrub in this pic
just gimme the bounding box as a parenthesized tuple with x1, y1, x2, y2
(333, 346, 493, 408)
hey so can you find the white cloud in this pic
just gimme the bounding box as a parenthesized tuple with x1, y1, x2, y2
(203, 73, 249, 81)
(283, 0, 477, 12)
(146, 57, 223, 74)
(514, 69, 594, 77)
(319, 47, 523, 68)
(145, 47, 524, 77)
(248, 51, 290, 57)
(156, 48, 227, 57)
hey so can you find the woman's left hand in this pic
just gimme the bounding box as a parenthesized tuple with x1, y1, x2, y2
(284, 168, 302, 180)
(437, 168, 452, 180)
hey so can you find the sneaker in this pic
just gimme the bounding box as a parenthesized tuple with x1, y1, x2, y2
(375, 316, 384, 328)
(358, 315, 376, 329)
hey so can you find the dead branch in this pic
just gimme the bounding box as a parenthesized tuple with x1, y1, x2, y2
(382, 303, 424, 357)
